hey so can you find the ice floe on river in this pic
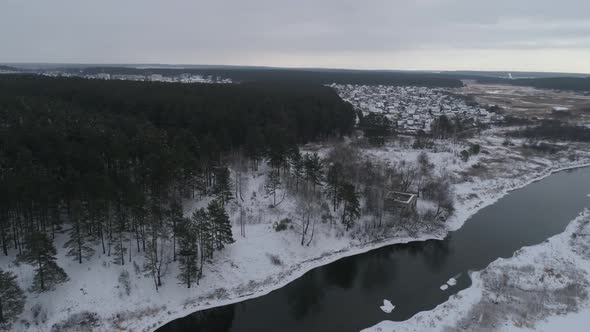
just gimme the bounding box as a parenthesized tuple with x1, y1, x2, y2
(380, 299, 395, 313)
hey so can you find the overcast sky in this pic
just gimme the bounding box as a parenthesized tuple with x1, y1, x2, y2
(2, 0, 590, 73)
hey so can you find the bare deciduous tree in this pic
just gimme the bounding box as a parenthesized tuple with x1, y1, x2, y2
(295, 192, 320, 246)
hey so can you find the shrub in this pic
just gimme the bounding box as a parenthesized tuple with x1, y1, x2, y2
(413, 137, 434, 150)
(523, 142, 563, 154)
(50, 312, 100, 332)
(118, 270, 131, 297)
(460, 150, 470, 162)
(31, 304, 47, 326)
(502, 115, 533, 126)
(273, 218, 291, 232)
(267, 254, 283, 266)
(510, 120, 590, 142)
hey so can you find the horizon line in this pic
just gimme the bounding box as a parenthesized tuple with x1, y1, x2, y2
(2, 62, 590, 76)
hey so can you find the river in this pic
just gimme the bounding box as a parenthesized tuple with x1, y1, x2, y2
(158, 166, 590, 332)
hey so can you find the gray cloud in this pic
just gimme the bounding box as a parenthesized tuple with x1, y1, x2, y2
(1, 0, 589, 72)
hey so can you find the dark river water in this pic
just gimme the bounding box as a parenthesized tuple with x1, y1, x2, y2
(158, 166, 590, 332)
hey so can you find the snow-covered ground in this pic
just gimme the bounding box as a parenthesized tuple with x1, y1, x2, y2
(364, 210, 590, 332)
(3, 129, 590, 332)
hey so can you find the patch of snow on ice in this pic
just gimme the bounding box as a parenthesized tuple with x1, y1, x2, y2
(380, 299, 395, 313)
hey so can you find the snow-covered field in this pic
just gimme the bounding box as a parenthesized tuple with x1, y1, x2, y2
(364, 210, 590, 332)
(3, 130, 590, 332)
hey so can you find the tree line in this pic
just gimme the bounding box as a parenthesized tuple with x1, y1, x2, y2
(510, 120, 590, 142)
(474, 76, 590, 92)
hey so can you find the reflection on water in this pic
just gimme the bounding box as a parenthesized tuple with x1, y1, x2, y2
(324, 256, 358, 290)
(360, 249, 396, 292)
(165, 305, 235, 332)
(286, 272, 325, 320)
(158, 167, 590, 332)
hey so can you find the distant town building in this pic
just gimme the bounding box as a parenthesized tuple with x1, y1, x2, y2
(552, 106, 569, 112)
(149, 74, 164, 81)
(112, 74, 147, 81)
(95, 73, 111, 80)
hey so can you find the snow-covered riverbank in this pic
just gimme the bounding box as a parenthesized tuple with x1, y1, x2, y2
(3, 132, 590, 332)
(365, 209, 590, 332)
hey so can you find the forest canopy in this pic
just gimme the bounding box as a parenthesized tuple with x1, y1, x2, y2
(0, 75, 355, 259)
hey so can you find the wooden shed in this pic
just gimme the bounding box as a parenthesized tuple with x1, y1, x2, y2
(384, 191, 417, 212)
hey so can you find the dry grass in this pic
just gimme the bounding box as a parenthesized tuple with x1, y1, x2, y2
(111, 305, 166, 331)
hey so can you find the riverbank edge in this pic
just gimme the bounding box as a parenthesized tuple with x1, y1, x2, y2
(142, 161, 590, 332)
(363, 210, 590, 332)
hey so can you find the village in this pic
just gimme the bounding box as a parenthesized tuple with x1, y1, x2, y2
(41, 71, 234, 84)
(331, 83, 504, 133)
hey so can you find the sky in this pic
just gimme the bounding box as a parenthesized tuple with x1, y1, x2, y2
(2, 0, 590, 73)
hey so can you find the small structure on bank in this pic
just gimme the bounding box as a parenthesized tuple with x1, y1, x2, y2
(384, 191, 417, 212)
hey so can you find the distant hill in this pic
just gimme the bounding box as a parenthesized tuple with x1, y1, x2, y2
(507, 77, 590, 92)
(74, 66, 590, 90)
(466, 76, 590, 92)
(0, 65, 17, 72)
(77, 66, 464, 88)
(6, 63, 590, 91)
(440, 70, 589, 79)
(429, 70, 590, 92)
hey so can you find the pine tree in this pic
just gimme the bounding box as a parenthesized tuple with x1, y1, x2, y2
(112, 205, 128, 266)
(267, 140, 287, 175)
(245, 128, 264, 171)
(144, 202, 168, 291)
(0, 269, 25, 330)
(212, 166, 233, 207)
(168, 199, 184, 262)
(207, 200, 234, 250)
(304, 153, 324, 190)
(360, 112, 392, 145)
(193, 169, 208, 197)
(265, 169, 283, 206)
(129, 199, 147, 254)
(340, 183, 361, 231)
(18, 231, 68, 292)
(325, 162, 343, 211)
(0, 210, 9, 256)
(89, 200, 109, 255)
(288, 148, 304, 192)
(191, 208, 212, 277)
(64, 200, 95, 264)
(177, 217, 199, 288)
